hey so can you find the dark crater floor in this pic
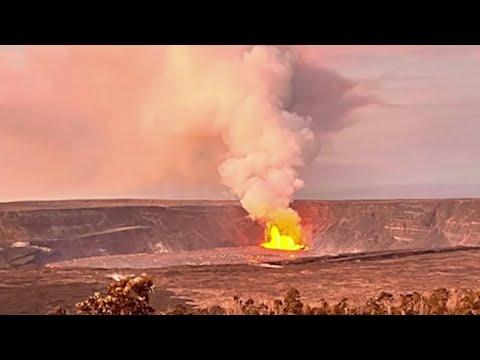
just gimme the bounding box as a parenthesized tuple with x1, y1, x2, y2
(2, 199, 480, 314)
(2, 246, 480, 314)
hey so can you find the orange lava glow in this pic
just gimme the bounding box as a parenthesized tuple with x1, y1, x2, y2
(260, 223, 307, 251)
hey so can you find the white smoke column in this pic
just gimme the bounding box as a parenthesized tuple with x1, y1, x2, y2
(217, 46, 314, 228)
(0, 45, 370, 212)
(148, 45, 316, 237)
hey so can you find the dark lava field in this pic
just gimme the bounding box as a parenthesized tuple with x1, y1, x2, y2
(2, 198, 480, 314)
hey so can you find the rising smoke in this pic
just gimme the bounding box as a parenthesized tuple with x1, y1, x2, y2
(0, 46, 370, 228)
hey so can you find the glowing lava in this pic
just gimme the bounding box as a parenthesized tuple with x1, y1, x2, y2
(260, 223, 306, 251)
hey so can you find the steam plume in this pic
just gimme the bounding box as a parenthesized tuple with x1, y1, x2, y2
(0, 45, 370, 229)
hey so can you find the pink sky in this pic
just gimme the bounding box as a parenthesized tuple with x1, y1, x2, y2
(1, 45, 480, 201)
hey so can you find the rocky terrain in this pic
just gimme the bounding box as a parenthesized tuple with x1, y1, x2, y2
(2, 246, 480, 314)
(1, 198, 480, 314)
(1, 198, 480, 268)
(0, 202, 262, 267)
(297, 199, 480, 253)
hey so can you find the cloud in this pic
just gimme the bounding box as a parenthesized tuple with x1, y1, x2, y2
(0, 46, 370, 203)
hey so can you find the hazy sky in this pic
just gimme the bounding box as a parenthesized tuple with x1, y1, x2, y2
(299, 45, 480, 199)
(1, 45, 479, 201)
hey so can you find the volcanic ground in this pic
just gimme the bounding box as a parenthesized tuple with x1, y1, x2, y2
(2, 198, 480, 314)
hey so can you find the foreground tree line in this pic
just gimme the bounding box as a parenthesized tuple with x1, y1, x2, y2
(47, 274, 480, 315)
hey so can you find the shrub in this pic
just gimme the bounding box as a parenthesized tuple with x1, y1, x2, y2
(47, 274, 480, 315)
(75, 274, 155, 315)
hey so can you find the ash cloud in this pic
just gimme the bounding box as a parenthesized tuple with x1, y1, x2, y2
(0, 46, 370, 216)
